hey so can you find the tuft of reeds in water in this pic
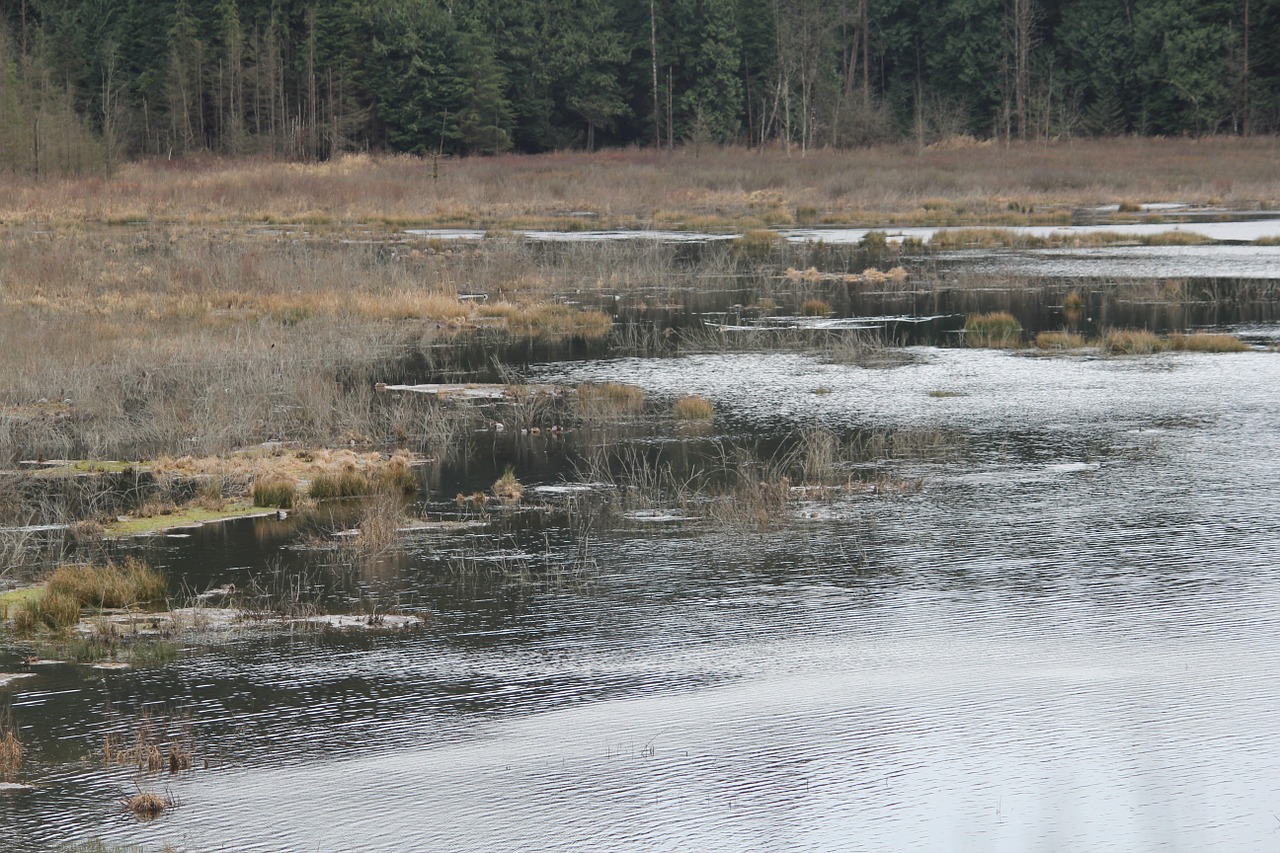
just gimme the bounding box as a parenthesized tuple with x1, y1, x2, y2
(46, 558, 167, 609)
(252, 473, 297, 508)
(125, 791, 172, 819)
(11, 589, 81, 633)
(1139, 230, 1212, 246)
(574, 382, 645, 422)
(103, 705, 195, 775)
(1168, 332, 1249, 353)
(733, 229, 784, 259)
(482, 302, 613, 338)
(492, 466, 524, 502)
(1036, 330, 1087, 350)
(375, 453, 419, 494)
(964, 312, 1023, 348)
(672, 395, 715, 420)
(0, 709, 22, 783)
(798, 298, 833, 316)
(1102, 329, 1166, 354)
(347, 492, 409, 558)
(308, 467, 373, 499)
(12, 558, 167, 633)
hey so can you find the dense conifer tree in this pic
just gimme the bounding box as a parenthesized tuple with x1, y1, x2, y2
(0, 0, 1277, 171)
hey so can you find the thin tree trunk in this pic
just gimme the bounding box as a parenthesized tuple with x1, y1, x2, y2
(1243, 0, 1250, 134)
(860, 0, 869, 106)
(650, 0, 660, 147)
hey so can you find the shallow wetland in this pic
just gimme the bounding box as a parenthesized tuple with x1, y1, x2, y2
(3, 158, 1280, 850)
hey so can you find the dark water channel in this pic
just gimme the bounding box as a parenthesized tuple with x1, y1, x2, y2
(4, 234, 1280, 851)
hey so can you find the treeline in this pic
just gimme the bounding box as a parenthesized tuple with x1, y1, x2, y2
(0, 0, 1276, 173)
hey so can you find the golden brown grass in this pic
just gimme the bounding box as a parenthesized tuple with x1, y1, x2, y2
(672, 395, 715, 420)
(252, 473, 298, 508)
(126, 791, 169, 818)
(0, 227, 615, 464)
(964, 312, 1023, 348)
(799, 298, 833, 316)
(1036, 331, 1088, 350)
(480, 303, 612, 338)
(2, 138, 1275, 229)
(307, 468, 373, 500)
(575, 382, 645, 419)
(11, 589, 82, 633)
(733, 229, 784, 257)
(492, 466, 524, 502)
(47, 559, 168, 608)
(104, 705, 194, 776)
(1103, 329, 1166, 354)
(1168, 333, 1250, 352)
(0, 715, 21, 783)
(10, 559, 166, 633)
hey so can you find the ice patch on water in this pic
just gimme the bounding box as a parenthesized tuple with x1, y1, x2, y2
(404, 228, 485, 240)
(782, 217, 1280, 246)
(521, 229, 738, 243)
(532, 483, 609, 495)
(623, 510, 698, 523)
(1046, 462, 1100, 474)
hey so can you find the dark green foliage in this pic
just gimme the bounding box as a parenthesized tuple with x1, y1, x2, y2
(0, 0, 1277, 171)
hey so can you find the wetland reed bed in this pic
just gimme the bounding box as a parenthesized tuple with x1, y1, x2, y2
(0, 228, 613, 465)
(2, 137, 1278, 229)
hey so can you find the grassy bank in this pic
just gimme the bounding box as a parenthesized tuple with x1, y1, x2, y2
(0, 138, 1276, 230)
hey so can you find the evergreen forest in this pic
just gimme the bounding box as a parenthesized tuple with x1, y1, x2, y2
(0, 0, 1276, 174)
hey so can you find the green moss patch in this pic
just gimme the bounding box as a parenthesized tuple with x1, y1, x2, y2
(103, 500, 271, 536)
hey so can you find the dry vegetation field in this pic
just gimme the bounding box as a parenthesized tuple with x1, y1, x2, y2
(0, 137, 1276, 230)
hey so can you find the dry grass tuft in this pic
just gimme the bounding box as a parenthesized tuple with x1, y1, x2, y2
(308, 468, 374, 499)
(126, 791, 169, 819)
(0, 716, 21, 783)
(374, 453, 419, 494)
(1036, 331, 1088, 350)
(492, 466, 524, 503)
(672, 395, 715, 420)
(575, 382, 645, 421)
(733, 229, 784, 258)
(11, 589, 81, 633)
(12, 559, 167, 633)
(352, 492, 409, 553)
(104, 705, 195, 776)
(46, 558, 168, 610)
(799, 298, 833, 316)
(964, 312, 1023, 348)
(1103, 329, 1167, 354)
(1140, 230, 1213, 246)
(252, 473, 298, 508)
(1168, 332, 1249, 353)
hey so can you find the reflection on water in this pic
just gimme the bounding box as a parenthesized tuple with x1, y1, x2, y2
(4, 346, 1280, 851)
(954, 243, 1280, 280)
